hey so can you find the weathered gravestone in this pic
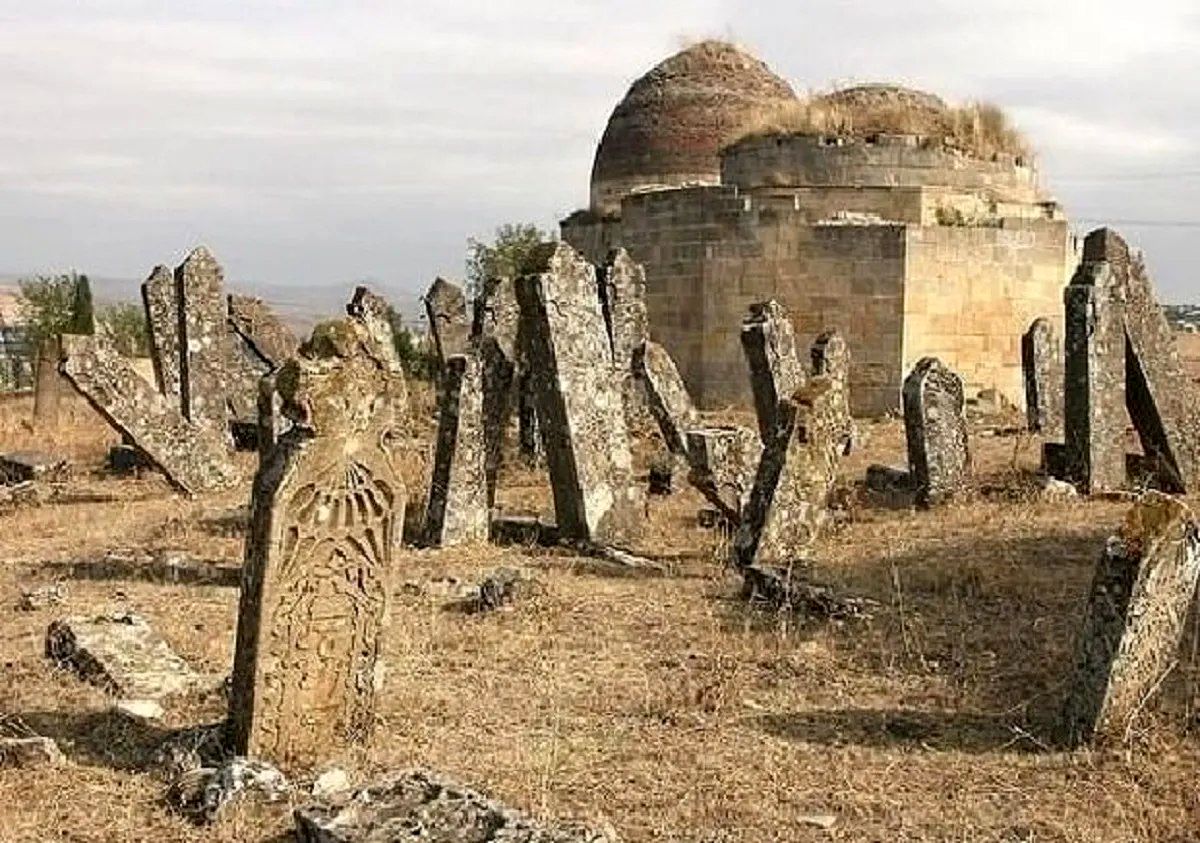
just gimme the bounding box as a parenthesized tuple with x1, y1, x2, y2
(473, 276, 520, 502)
(741, 300, 806, 442)
(59, 334, 238, 494)
(515, 243, 642, 544)
(229, 317, 406, 770)
(141, 264, 181, 400)
(423, 351, 489, 546)
(227, 294, 300, 368)
(175, 246, 231, 435)
(903, 357, 970, 507)
(734, 378, 842, 568)
(686, 426, 761, 523)
(346, 286, 407, 402)
(1063, 233, 1127, 494)
(424, 277, 471, 365)
(810, 329, 855, 455)
(634, 339, 699, 458)
(1022, 317, 1063, 437)
(599, 249, 649, 421)
(1059, 491, 1200, 746)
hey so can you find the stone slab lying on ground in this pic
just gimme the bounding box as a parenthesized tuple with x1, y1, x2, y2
(1059, 491, 1200, 746)
(294, 769, 619, 843)
(742, 566, 875, 620)
(0, 736, 65, 769)
(15, 582, 67, 611)
(59, 334, 239, 495)
(46, 612, 204, 699)
(0, 451, 68, 484)
(168, 757, 289, 824)
(685, 425, 761, 523)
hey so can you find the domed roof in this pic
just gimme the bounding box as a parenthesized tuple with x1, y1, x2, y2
(589, 41, 798, 215)
(813, 84, 954, 137)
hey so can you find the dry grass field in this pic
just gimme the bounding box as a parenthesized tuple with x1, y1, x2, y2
(2, 390, 1200, 842)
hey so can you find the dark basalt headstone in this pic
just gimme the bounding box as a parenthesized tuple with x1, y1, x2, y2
(903, 357, 970, 507)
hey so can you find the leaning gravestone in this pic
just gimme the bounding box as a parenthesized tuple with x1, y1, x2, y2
(141, 264, 182, 400)
(1059, 491, 1200, 746)
(60, 334, 238, 494)
(227, 294, 300, 368)
(175, 246, 231, 436)
(1063, 234, 1127, 494)
(903, 357, 970, 507)
(424, 277, 471, 365)
(810, 330, 855, 455)
(1021, 317, 1063, 437)
(515, 243, 642, 543)
(741, 300, 806, 442)
(424, 352, 489, 546)
(229, 317, 407, 770)
(734, 378, 842, 568)
(635, 340, 699, 458)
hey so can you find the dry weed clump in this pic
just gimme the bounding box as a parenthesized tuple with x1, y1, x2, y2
(734, 84, 1031, 161)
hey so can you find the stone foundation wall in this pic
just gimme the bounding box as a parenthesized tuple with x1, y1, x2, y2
(903, 220, 1075, 405)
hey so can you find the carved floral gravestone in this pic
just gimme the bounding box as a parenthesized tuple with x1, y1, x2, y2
(229, 318, 407, 770)
(741, 300, 806, 443)
(515, 243, 642, 544)
(423, 351, 489, 546)
(733, 377, 843, 569)
(1021, 317, 1063, 437)
(903, 357, 970, 507)
(1059, 491, 1200, 746)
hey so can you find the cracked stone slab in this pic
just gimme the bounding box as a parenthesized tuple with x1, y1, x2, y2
(685, 426, 761, 523)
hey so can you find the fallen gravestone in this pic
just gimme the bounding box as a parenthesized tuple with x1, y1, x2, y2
(229, 317, 406, 770)
(424, 351, 489, 546)
(1059, 491, 1200, 746)
(0, 736, 65, 769)
(685, 426, 761, 524)
(742, 566, 875, 620)
(903, 357, 970, 507)
(1022, 317, 1063, 437)
(294, 769, 619, 843)
(741, 300, 806, 442)
(46, 612, 204, 699)
(734, 377, 843, 569)
(59, 334, 239, 495)
(515, 243, 642, 544)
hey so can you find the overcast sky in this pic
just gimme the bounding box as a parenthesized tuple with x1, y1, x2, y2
(1, 1, 1197, 301)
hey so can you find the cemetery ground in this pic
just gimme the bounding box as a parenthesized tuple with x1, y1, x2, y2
(2, 391, 1199, 842)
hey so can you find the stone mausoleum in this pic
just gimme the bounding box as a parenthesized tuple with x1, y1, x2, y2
(561, 41, 1077, 416)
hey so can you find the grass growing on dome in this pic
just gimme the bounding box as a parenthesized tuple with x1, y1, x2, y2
(733, 87, 1031, 161)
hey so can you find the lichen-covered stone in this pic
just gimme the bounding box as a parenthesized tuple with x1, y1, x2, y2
(424, 277, 471, 364)
(734, 378, 843, 568)
(685, 425, 761, 522)
(46, 611, 204, 698)
(475, 275, 541, 471)
(59, 334, 239, 495)
(345, 286, 408, 402)
(741, 300, 806, 442)
(141, 264, 181, 400)
(294, 770, 619, 843)
(903, 357, 970, 507)
(424, 352, 489, 546)
(634, 340, 699, 457)
(175, 246, 231, 435)
(1059, 491, 1200, 746)
(227, 294, 299, 368)
(599, 249, 650, 423)
(1064, 236, 1127, 494)
(515, 243, 642, 543)
(1021, 317, 1063, 437)
(810, 330, 855, 455)
(230, 318, 407, 770)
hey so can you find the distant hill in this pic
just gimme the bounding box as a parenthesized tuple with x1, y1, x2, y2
(0, 273, 427, 337)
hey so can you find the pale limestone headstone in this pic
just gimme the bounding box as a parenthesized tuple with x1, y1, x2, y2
(141, 264, 181, 400)
(599, 249, 649, 423)
(515, 243, 642, 543)
(903, 357, 970, 507)
(175, 246, 230, 435)
(685, 426, 761, 523)
(424, 351, 489, 546)
(424, 277, 471, 365)
(810, 329, 855, 455)
(59, 334, 238, 495)
(635, 339, 699, 457)
(1059, 491, 1200, 745)
(741, 299, 805, 442)
(229, 318, 406, 770)
(227, 294, 299, 368)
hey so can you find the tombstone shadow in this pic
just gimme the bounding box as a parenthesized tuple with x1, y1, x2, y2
(16, 709, 176, 771)
(41, 554, 240, 587)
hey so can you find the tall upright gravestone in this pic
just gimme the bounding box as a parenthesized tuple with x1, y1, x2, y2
(515, 243, 642, 543)
(141, 264, 181, 400)
(1059, 491, 1200, 746)
(741, 300, 805, 442)
(175, 246, 230, 436)
(424, 351, 489, 546)
(810, 330, 855, 456)
(903, 357, 970, 507)
(424, 277, 471, 365)
(1021, 317, 1063, 437)
(229, 317, 407, 770)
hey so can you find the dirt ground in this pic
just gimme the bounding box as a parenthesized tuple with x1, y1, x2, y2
(2, 390, 1200, 842)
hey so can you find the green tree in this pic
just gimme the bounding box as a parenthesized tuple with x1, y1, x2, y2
(465, 223, 555, 300)
(17, 272, 92, 343)
(97, 302, 149, 357)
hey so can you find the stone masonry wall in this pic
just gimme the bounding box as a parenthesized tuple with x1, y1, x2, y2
(903, 220, 1075, 405)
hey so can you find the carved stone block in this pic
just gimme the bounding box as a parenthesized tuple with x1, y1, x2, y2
(903, 357, 970, 507)
(685, 426, 761, 523)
